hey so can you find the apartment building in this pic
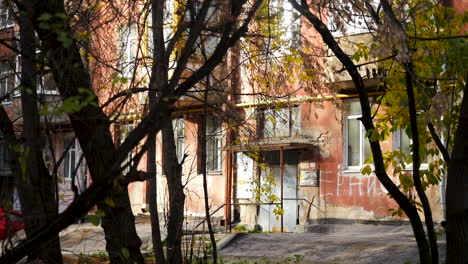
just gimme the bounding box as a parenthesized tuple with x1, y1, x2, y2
(1, 0, 458, 233)
(0, 0, 87, 212)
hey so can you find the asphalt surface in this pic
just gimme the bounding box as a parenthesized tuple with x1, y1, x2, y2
(2, 220, 446, 264)
(218, 224, 446, 264)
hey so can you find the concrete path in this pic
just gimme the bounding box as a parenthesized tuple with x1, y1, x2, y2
(59, 222, 155, 257)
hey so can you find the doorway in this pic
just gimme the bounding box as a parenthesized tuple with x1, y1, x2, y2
(258, 150, 298, 232)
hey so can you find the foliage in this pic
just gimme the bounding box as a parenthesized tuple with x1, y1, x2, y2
(347, 0, 467, 214)
(242, 1, 322, 98)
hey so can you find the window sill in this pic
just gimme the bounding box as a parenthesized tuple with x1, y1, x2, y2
(401, 164, 429, 171)
(59, 178, 72, 184)
(38, 90, 60, 95)
(207, 171, 222, 176)
(11, 90, 60, 96)
(342, 165, 375, 175)
(0, 25, 14, 30)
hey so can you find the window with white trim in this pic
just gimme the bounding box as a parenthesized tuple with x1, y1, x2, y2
(173, 118, 185, 163)
(63, 138, 79, 180)
(345, 100, 372, 169)
(15, 54, 57, 94)
(118, 24, 138, 77)
(119, 123, 135, 175)
(394, 129, 428, 166)
(0, 1, 14, 28)
(327, 0, 378, 37)
(258, 105, 300, 138)
(0, 61, 14, 101)
(206, 115, 222, 172)
(147, 0, 174, 55)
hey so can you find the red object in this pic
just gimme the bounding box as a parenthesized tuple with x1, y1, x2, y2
(0, 209, 24, 240)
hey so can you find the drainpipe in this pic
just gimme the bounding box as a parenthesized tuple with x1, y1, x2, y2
(227, 150, 232, 232)
(440, 129, 450, 220)
(440, 173, 446, 220)
(280, 147, 284, 233)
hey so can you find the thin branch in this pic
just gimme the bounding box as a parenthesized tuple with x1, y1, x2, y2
(427, 122, 450, 163)
(410, 35, 468, 41)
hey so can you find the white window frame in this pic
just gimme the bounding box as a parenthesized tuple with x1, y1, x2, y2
(118, 24, 139, 77)
(344, 100, 372, 171)
(0, 2, 14, 29)
(259, 105, 300, 138)
(14, 53, 58, 95)
(0, 60, 15, 102)
(327, 0, 378, 37)
(63, 137, 79, 180)
(147, 1, 174, 56)
(394, 129, 428, 170)
(206, 115, 222, 173)
(173, 118, 185, 163)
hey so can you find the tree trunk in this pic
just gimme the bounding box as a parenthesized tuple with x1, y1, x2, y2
(404, 70, 438, 263)
(148, 1, 169, 262)
(146, 136, 166, 264)
(17, 6, 63, 263)
(161, 121, 185, 263)
(19, 1, 145, 262)
(200, 107, 218, 264)
(446, 80, 468, 263)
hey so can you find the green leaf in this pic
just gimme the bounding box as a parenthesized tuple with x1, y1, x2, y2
(38, 13, 52, 21)
(86, 214, 101, 226)
(121, 247, 130, 259)
(361, 165, 372, 175)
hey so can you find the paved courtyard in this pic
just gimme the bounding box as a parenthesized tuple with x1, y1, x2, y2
(2, 219, 446, 263)
(218, 224, 446, 264)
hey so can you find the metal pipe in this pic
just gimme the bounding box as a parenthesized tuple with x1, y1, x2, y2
(230, 202, 281, 205)
(172, 92, 385, 115)
(234, 92, 384, 108)
(225, 150, 230, 232)
(227, 150, 233, 232)
(280, 147, 284, 233)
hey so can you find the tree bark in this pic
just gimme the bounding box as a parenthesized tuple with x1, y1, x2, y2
(200, 104, 218, 264)
(161, 121, 185, 263)
(17, 1, 145, 263)
(147, 1, 168, 263)
(446, 79, 468, 263)
(17, 5, 63, 262)
(404, 69, 438, 264)
(147, 2, 167, 263)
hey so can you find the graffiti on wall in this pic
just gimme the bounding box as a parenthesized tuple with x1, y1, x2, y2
(320, 165, 396, 198)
